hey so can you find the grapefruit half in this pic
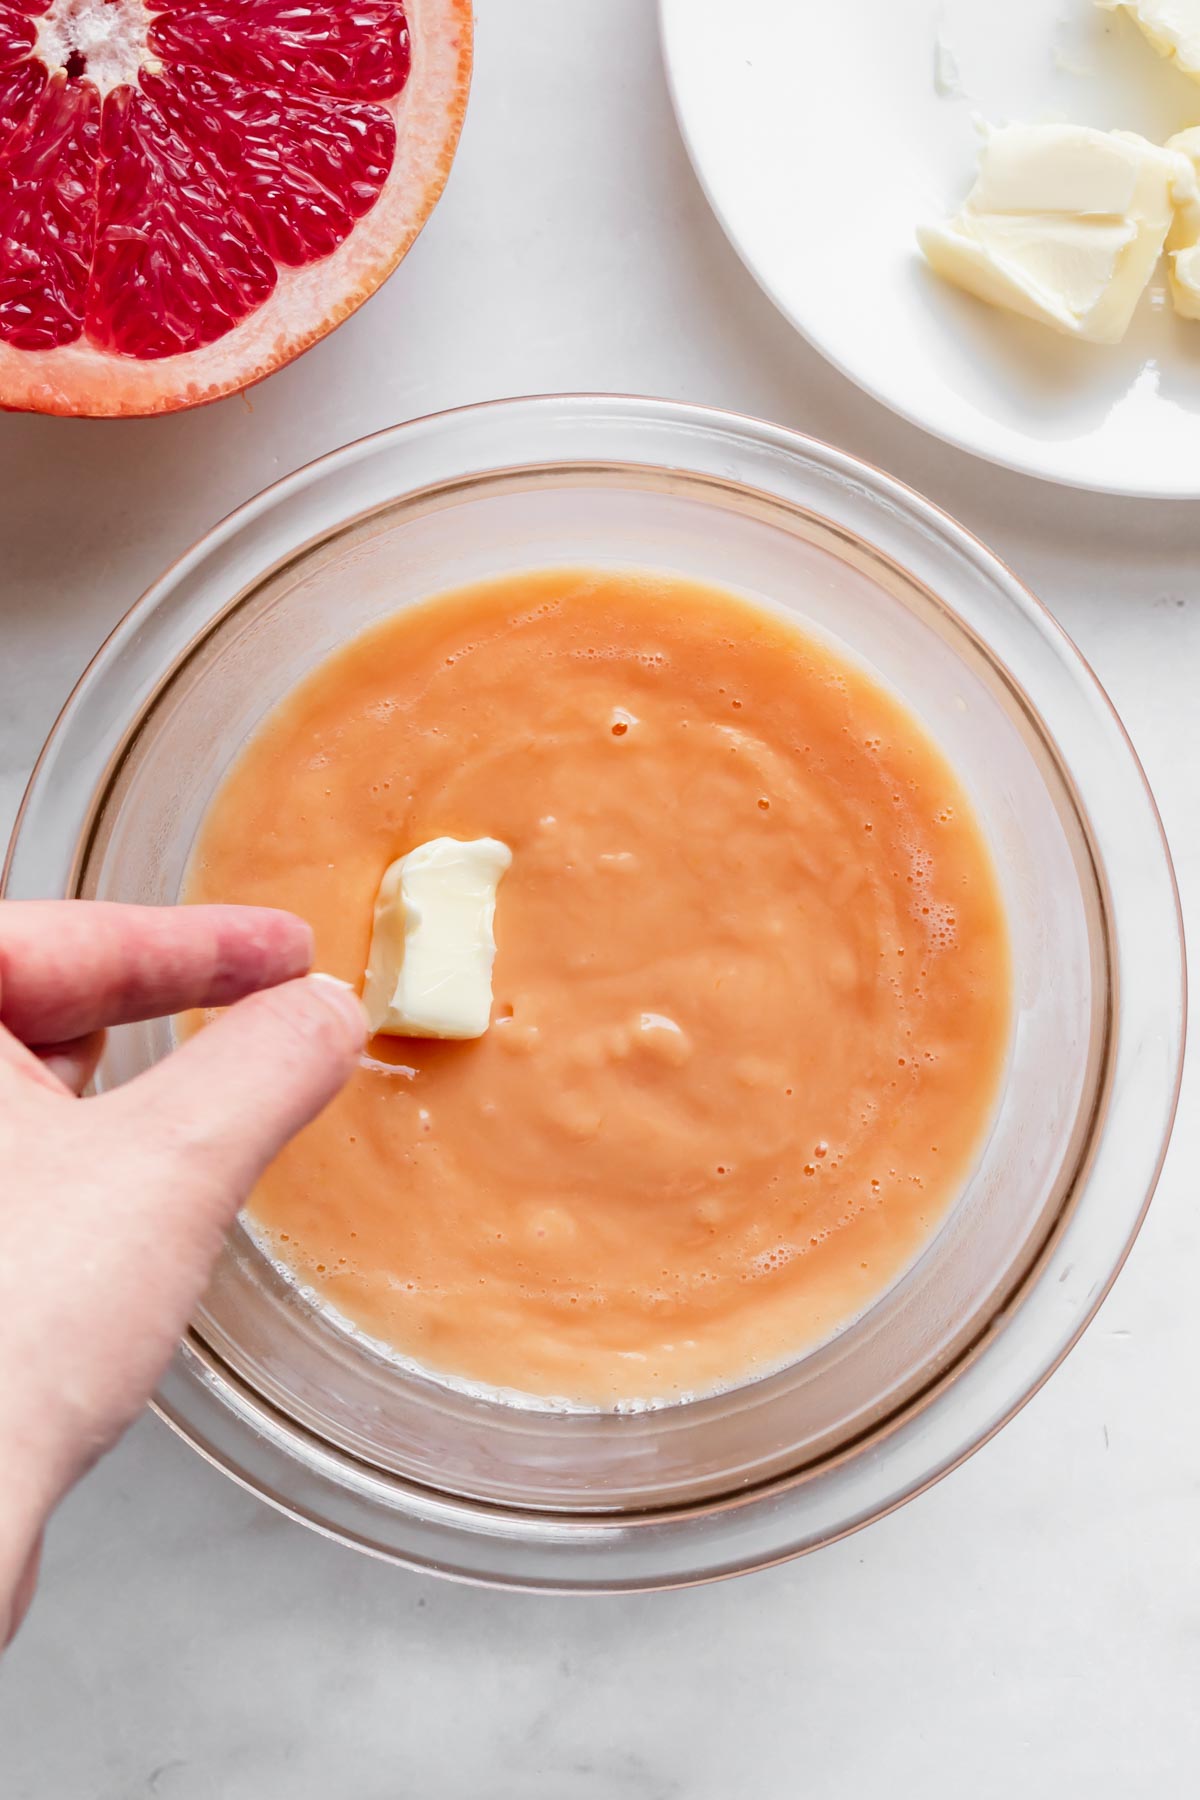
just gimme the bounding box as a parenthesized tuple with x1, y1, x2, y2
(0, 0, 471, 415)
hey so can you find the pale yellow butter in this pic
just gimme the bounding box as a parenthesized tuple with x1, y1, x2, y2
(1166, 127, 1200, 317)
(918, 123, 1195, 343)
(362, 836, 512, 1039)
(1098, 0, 1200, 81)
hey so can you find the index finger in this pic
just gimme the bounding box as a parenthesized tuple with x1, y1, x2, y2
(0, 902, 314, 1047)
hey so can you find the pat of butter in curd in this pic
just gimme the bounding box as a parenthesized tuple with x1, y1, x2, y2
(362, 836, 512, 1039)
(918, 123, 1195, 343)
(1098, 0, 1200, 80)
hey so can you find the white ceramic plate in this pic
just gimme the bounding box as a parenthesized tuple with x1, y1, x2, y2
(660, 0, 1200, 494)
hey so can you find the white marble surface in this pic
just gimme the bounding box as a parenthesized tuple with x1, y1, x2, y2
(1, 2, 1198, 1793)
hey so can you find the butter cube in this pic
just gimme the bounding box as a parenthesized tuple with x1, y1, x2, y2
(918, 123, 1195, 343)
(362, 837, 512, 1039)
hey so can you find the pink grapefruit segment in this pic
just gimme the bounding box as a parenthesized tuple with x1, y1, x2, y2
(0, 0, 471, 414)
(0, 55, 45, 145)
(144, 66, 399, 267)
(0, 73, 98, 350)
(148, 0, 412, 100)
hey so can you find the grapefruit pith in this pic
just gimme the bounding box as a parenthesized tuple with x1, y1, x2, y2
(0, 0, 471, 415)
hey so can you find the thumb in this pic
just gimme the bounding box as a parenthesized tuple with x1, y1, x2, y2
(108, 973, 366, 1204)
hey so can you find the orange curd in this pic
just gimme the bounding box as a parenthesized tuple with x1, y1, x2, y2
(187, 568, 1011, 1404)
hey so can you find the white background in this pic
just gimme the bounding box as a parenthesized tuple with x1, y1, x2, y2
(1, 3, 1197, 1794)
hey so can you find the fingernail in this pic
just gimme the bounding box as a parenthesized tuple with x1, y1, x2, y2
(306, 972, 369, 1042)
(310, 972, 354, 993)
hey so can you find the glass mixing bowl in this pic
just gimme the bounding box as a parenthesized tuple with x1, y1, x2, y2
(4, 396, 1184, 1591)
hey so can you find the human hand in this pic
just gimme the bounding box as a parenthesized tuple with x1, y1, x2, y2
(0, 901, 365, 1647)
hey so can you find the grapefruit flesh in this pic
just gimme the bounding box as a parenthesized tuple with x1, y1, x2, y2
(0, 0, 470, 413)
